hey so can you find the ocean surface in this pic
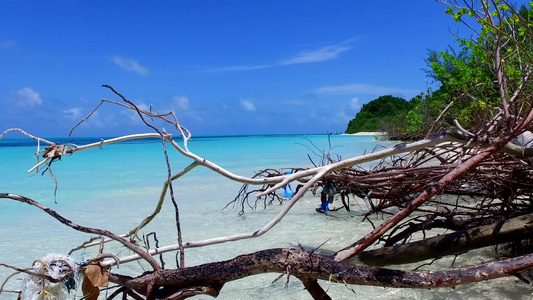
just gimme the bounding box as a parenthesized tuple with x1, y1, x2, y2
(0, 134, 531, 299)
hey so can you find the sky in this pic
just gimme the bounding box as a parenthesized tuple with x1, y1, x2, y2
(0, 1, 522, 137)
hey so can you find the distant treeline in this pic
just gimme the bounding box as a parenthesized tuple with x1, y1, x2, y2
(345, 95, 419, 138)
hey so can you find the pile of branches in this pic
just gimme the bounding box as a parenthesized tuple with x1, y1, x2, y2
(335, 139, 533, 229)
(4, 1, 533, 299)
(228, 0, 533, 276)
(232, 128, 533, 265)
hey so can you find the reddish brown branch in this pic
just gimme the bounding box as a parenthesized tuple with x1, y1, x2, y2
(108, 248, 533, 298)
(302, 279, 331, 300)
(335, 131, 521, 261)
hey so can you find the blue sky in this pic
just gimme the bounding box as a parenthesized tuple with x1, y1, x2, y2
(0, 1, 510, 137)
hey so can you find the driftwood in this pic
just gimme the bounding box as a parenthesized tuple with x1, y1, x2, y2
(2, 1, 533, 299)
(107, 248, 533, 298)
(7, 88, 533, 299)
(359, 213, 533, 266)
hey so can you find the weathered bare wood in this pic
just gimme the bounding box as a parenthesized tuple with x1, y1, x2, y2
(359, 213, 533, 266)
(3, 6, 533, 294)
(335, 104, 533, 261)
(108, 248, 533, 298)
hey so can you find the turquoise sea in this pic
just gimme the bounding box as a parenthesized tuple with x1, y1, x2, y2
(0, 134, 531, 299)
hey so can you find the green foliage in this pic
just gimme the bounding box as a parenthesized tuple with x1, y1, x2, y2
(346, 1, 533, 138)
(420, 2, 533, 134)
(424, 44, 499, 130)
(406, 109, 423, 135)
(345, 95, 414, 134)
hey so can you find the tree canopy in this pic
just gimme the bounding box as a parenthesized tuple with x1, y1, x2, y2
(345, 95, 415, 134)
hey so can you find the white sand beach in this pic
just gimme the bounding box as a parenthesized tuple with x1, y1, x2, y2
(342, 132, 385, 136)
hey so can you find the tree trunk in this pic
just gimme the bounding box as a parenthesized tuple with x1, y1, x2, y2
(108, 248, 533, 298)
(359, 213, 533, 266)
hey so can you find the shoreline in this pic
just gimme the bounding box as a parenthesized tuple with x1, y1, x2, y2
(341, 132, 385, 136)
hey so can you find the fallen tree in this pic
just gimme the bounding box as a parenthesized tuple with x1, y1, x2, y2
(2, 0, 533, 299)
(359, 213, 533, 266)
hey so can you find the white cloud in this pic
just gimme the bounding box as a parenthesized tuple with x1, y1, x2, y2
(315, 83, 420, 97)
(9, 87, 43, 107)
(139, 103, 150, 111)
(62, 107, 83, 120)
(205, 64, 271, 72)
(239, 99, 256, 112)
(280, 43, 351, 65)
(350, 97, 360, 109)
(122, 102, 150, 123)
(173, 96, 190, 110)
(1, 40, 16, 50)
(204, 38, 355, 72)
(112, 55, 150, 75)
(80, 111, 104, 128)
(334, 110, 352, 124)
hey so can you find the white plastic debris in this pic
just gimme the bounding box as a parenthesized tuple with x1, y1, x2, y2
(21, 254, 78, 300)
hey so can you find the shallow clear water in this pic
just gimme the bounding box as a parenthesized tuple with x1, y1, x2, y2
(0, 134, 531, 299)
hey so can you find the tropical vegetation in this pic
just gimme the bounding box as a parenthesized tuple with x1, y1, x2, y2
(346, 3, 533, 140)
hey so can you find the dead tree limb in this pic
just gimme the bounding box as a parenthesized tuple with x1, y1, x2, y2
(359, 212, 533, 266)
(107, 248, 533, 298)
(336, 104, 533, 261)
